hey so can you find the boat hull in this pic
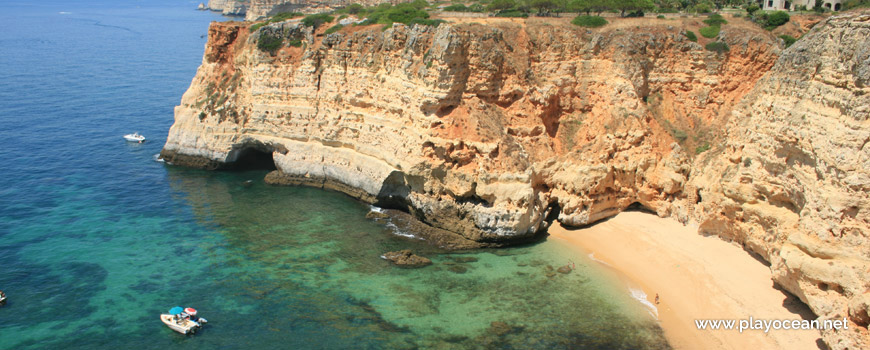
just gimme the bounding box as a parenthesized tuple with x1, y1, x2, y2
(124, 135, 145, 142)
(160, 314, 199, 335)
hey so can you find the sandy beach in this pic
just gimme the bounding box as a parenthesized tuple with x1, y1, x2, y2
(548, 211, 823, 350)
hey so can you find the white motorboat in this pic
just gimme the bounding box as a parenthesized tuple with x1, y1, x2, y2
(160, 314, 200, 335)
(0, 290, 6, 305)
(161, 306, 207, 335)
(123, 132, 145, 143)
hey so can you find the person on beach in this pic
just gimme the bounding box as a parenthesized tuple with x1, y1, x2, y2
(655, 293, 660, 304)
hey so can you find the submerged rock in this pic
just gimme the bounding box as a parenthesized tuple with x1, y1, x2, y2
(449, 256, 478, 263)
(381, 250, 431, 268)
(556, 265, 572, 274)
(448, 265, 467, 274)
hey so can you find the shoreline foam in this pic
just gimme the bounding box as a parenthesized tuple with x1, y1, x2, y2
(548, 211, 822, 350)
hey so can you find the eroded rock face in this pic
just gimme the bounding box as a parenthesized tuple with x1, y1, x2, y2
(162, 13, 869, 348)
(692, 12, 870, 349)
(163, 18, 777, 243)
(207, 0, 248, 16)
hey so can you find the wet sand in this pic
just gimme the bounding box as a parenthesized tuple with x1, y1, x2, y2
(548, 211, 822, 350)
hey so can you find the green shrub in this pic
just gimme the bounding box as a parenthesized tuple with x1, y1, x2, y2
(287, 39, 302, 47)
(779, 34, 797, 47)
(410, 18, 447, 27)
(843, 0, 870, 10)
(695, 143, 711, 154)
(250, 22, 266, 32)
(494, 10, 529, 17)
(694, 3, 713, 13)
(325, 24, 344, 34)
(685, 30, 697, 42)
(745, 3, 760, 15)
(302, 13, 334, 29)
(657, 15, 665, 19)
(571, 15, 608, 28)
(699, 25, 720, 38)
(703, 14, 727, 26)
(362, 3, 433, 26)
(257, 32, 284, 54)
(346, 3, 364, 14)
(443, 4, 469, 11)
(705, 41, 729, 53)
(488, 0, 517, 12)
(409, 0, 429, 9)
(732, 13, 742, 18)
(765, 11, 790, 29)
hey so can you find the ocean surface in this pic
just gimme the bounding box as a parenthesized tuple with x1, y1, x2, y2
(0, 1, 668, 348)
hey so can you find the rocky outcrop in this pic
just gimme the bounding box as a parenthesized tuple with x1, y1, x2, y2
(381, 250, 432, 267)
(692, 11, 870, 349)
(208, 0, 248, 16)
(162, 13, 869, 348)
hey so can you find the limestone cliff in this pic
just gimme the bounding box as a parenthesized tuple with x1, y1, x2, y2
(207, 0, 248, 16)
(692, 11, 870, 349)
(163, 17, 777, 242)
(161, 12, 869, 348)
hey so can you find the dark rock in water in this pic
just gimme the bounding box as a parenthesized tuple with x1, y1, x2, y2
(382, 209, 488, 250)
(365, 211, 390, 220)
(443, 335, 469, 343)
(557, 265, 572, 274)
(488, 321, 523, 336)
(450, 256, 478, 263)
(381, 250, 431, 268)
(545, 265, 554, 272)
(448, 265, 467, 274)
(545, 272, 556, 278)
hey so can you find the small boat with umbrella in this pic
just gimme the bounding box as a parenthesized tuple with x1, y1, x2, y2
(0, 290, 6, 305)
(160, 306, 204, 335)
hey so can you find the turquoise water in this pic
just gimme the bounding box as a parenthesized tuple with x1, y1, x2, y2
(0, 1, 668, 349)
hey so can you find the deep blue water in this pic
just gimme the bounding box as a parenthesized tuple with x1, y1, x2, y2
(0, 1, 668, 349)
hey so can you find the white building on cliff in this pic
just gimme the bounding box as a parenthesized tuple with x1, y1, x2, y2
(762, 0, 842, 11)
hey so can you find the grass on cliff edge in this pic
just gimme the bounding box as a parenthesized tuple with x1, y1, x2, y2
(779, 34, 797, 47)
(571, 15, 608, 28)
(357, 2, 445, 29)
(699, 25, 720, 38)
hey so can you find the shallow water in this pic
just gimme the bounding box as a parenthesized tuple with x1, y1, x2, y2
(0, 1, 668, 349)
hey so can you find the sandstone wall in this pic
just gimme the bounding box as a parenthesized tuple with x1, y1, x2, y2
(162, 18, 777, 241)
(692, 12, 870, 349)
